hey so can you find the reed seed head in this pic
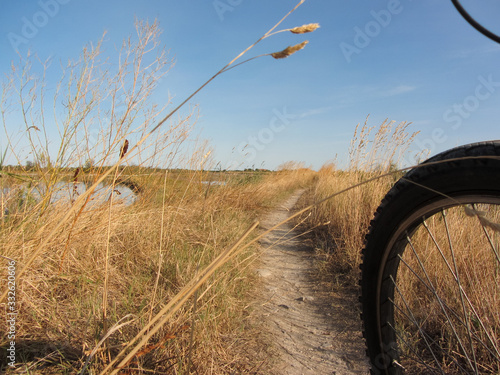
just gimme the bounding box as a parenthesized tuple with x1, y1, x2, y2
(271, 41, 309, 59)
(290, 23, 320, 34)
(73, 167, 80, 183)
(120, 139, 129, 159)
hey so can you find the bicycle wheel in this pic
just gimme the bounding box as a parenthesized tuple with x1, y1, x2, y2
(361, 141, 500, 374)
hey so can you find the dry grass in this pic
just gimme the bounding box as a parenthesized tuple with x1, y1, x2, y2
(0, 167, 315, 374)
(299, 119, 420, 284)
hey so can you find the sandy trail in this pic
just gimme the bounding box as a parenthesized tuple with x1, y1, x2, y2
(253, 189, 370, 374)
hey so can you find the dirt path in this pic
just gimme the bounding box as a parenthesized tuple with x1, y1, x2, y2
(253, 190, 370, 374)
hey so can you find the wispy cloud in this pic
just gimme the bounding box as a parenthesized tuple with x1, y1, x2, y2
(379, 85, 417, 97)
(446, 45, 500, 60)
(332, 84, 417, 107)
(409, 119, 431, 126)
(297, 106, 333, 119)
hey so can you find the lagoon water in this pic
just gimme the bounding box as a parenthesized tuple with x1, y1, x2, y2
(1, 181, 137, 213)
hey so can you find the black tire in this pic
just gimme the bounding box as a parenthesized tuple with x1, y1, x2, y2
(361, 141, 500, 374)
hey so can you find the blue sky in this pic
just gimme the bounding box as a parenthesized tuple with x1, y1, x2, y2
(1, 0, 499, 170)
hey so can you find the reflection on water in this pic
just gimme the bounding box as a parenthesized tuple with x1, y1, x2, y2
(0, 181, 137, 214)
(42, 181, 137, 206)
(201, 180, 226, 186)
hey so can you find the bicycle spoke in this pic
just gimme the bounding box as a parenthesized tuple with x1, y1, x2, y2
(405, 233, 474, 370)
(422, 216, 457, 280)
(388, 208, 500, 373)
(397, 248, 499, 363)
(396, 252, 481, 339)
(423, 213, 480, 373)
(466, 204, 500, 266)
(390, 274, 446, 374)
(387, 320, 444, 374)
(442, 209, 478, 373)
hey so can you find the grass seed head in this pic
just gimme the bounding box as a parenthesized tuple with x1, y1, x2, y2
(290, 23, 320, 34)
(271, 41, 309, 59)
(120, 139, 129, 159)
(73, 167, 80, 183)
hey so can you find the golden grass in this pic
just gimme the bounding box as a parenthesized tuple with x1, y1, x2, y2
(271, 41, 309, 59)
(0, 168, 316, 374)
(290, 23, 320, 34)
(299, 119, 419, 283)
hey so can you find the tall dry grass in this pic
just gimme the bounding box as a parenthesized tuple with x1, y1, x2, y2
(1, 164, 315, 374)
(300, 119, 421, 283)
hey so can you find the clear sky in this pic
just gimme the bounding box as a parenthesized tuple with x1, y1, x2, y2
(1, 0, 500, 170)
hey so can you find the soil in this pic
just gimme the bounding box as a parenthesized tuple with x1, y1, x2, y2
(251, 189, 370, 374)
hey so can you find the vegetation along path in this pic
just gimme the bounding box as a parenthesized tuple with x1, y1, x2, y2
(253, 189, 370, 374)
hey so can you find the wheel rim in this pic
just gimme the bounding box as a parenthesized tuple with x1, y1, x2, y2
(378, 195, 500, 374)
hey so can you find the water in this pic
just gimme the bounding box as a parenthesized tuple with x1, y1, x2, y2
(201, 180, 226, 186)
(0, 181, 137, 213)
(43, 181, 137, 206)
